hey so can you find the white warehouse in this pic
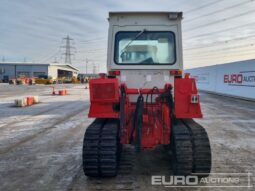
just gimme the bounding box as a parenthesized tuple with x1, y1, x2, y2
(0, 62, 79, 81)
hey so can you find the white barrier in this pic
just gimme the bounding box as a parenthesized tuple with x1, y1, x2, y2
(185, 59, 255, 100)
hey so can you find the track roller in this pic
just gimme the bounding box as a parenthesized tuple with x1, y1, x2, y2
(171, 119, 193, 175)
(82, 119, 121, 177)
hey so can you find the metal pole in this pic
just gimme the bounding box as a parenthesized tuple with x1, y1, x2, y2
(86, 59, 88, 74)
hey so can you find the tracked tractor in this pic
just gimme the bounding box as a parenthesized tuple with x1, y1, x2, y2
(82, 12, 211, 177)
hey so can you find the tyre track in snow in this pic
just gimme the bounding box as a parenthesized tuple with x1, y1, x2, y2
(0, 108, 91, 191)
(0, 105, 89, 155)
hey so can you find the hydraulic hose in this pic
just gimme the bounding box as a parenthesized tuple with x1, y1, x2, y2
(120, 86, 126, 135)
(167, 86, 175, 121)
(159, 86, 175, 122)
(130, 94, 144, 153)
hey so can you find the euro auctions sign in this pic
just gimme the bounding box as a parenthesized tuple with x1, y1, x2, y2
(186, 59, 255, 100)
(224, 71, 255, 87)
(151, 173, 253, 188)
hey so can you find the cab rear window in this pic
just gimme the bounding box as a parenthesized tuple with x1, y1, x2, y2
(114, 31, 176, 65)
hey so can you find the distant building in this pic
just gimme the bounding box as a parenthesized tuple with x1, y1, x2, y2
(0, 62, 79, 81)
(78, 73, 99, 79)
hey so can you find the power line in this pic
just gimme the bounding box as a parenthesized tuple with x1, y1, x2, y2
(184, 56, 255, 67)
(80, 37, 107, 43)
(185, 51, 255, 61)
(184, 0, 254, 23)
(41, 48, 61, 63)
(184, 34, 255, 50)
(77, 49, 106, 53)
(185, 0, 224, 13)
(84, 51, 106, 54)
(75, 58, 106, 62)
(184, 43, 255, 54)
(183, 21, 255, 39)
(184, 8, 255, 32)
(185, 47, 255, 58)
(80, 40, 107, 45)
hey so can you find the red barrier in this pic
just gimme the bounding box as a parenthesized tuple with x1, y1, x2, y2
(26, 97, 34, 106)
(59, 90, 65, 95)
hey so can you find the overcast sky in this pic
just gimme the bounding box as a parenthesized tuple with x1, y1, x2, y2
(1, 0, 255, 72)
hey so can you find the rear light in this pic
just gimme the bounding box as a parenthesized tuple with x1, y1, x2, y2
(169, 70, 182, 76)
(185, 73, 190, 79)
(109, 70, 121, 76)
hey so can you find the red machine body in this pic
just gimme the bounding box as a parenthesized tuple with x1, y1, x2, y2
(174, 74, 203, 118)
(83, 12, 211, 179)
(88, 77, 119, 118)
(88, 74, 202, 149)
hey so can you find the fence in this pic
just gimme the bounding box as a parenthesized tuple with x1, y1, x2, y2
(185, 59, 255, 100)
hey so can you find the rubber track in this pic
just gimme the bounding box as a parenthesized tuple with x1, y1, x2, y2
(183, 119, 212, 177)
(83, 118, 120, 177)
(171, 120, 193, 175)
(80, 146, 135, 191)
(100, 119, 120, 177)
(82, 119, 104, 177)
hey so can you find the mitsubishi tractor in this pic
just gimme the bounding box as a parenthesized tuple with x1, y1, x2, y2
(82, 12, 211, 177)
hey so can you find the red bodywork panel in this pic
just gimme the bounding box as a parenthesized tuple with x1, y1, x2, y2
(88, 77, 119, 118)
(88, 75, 202, 148)
(174, 77, 203, 118)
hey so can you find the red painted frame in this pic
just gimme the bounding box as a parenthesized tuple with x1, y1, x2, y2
(88, 75, 202, 148)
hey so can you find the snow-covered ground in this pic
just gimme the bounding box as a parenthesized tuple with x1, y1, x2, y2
(0, 84, 254, 191)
